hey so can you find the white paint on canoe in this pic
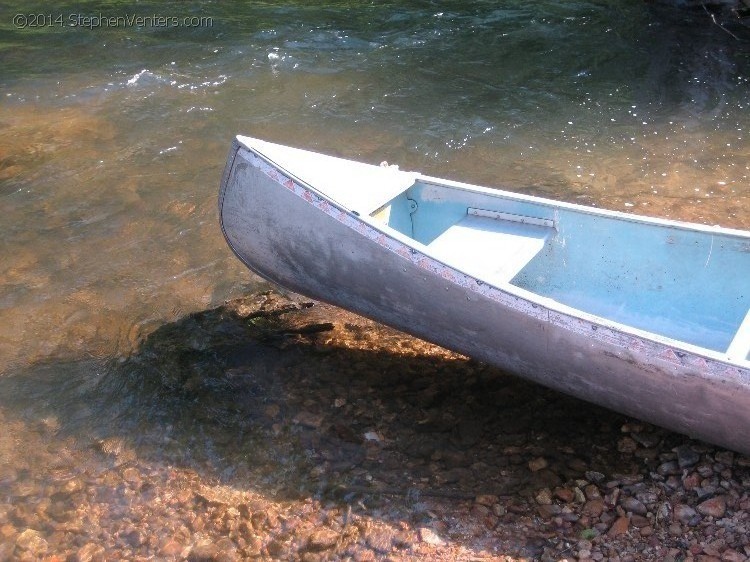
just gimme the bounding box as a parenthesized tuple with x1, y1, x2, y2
(236, 135, 417, 216)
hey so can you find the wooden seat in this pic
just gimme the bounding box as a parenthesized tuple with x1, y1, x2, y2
(727, 309, 750, 362)
(427, 213, 553, 284)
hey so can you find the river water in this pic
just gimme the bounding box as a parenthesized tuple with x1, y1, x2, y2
(0, 0, 749, 553)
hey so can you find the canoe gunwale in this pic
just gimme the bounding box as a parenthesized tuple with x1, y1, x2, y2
(221, 137, 749, 375)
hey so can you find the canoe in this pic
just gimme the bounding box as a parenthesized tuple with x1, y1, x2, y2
(219, 135, 750, 454)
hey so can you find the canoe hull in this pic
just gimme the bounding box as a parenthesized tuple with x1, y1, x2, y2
(220, 139, 750, 454)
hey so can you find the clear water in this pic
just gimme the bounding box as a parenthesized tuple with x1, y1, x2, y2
(0, 0, 748, 458)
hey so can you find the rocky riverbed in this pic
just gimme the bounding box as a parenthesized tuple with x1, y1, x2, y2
(1, 291, 749, 561)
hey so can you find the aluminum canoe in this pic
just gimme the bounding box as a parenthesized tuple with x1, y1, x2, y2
(219, 135, 750, 454)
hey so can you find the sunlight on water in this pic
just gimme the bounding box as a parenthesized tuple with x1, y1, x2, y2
(0, 0, 748, 447)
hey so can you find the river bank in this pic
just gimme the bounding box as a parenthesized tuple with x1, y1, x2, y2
(2, 2, 750, 560)
(2, 291, 749, 561)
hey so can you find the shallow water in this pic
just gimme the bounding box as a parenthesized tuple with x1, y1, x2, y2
(0, 0, 749, 527)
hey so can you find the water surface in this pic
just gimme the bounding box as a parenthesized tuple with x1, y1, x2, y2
(1, 0, 748, 492)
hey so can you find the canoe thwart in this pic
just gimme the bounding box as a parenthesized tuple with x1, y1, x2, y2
(468, 207, 556, 229)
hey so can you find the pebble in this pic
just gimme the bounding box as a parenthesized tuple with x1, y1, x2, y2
(159, 538, 183, 557)
(75, 543, 105, 562)
(683, 472, 702, 490)
(528, 457, 548, 472)
(293, 411, 324, 429)
(15, 529, 48, 556)
(364, 528, 396, 554)
(554, 487, 575, 503)
(697, 496, 727, 518)
(580, 484, 597, 500)
(418, 527, 446, 546)
(674, 504, 698, 524)
(676, 445, 701, 468)
(306, 528, 339, 551)
(607, 516, 630, 537)
(621, 497, 647, 516)
(715, 451, 734, 466)
(122, 467, 141, 485)
(720, 549, 745, 562)
(535, 488, 553, 505)
(657, 460, 681, 476)
(188, 542, 219, 561)
(668, 523, 683, 536)
(583, 499, 605, 518)
(474, 494, 498, 507)
(585, 471, 605, 483)
(617, 437, 638, 453)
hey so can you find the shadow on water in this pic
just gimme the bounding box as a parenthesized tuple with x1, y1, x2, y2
(1, 290, 736, 558)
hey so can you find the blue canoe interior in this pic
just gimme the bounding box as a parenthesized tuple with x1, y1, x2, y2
(369, 180, 750, 362)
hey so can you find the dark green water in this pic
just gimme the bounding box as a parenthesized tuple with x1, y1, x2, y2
(0, 0, 748, 448)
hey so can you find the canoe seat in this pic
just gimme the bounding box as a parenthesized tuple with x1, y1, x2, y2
(727, 309, 750, 362)
(427, 213, 553, 285)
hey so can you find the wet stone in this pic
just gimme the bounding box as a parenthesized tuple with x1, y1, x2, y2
(121, 467, 141, 485)
(15, 529, 48, 556)
(74, 542, 105, 562)
(364, 528, 396, 554)
(306, 528, 339, 551)
(159, 538, 183, 557)
(11, 479, 39, 498)
(418, 527, 446, 546)
(188, 542, 219, 561)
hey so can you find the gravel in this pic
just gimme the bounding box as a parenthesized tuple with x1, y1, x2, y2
(1, 290, 750, 561)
